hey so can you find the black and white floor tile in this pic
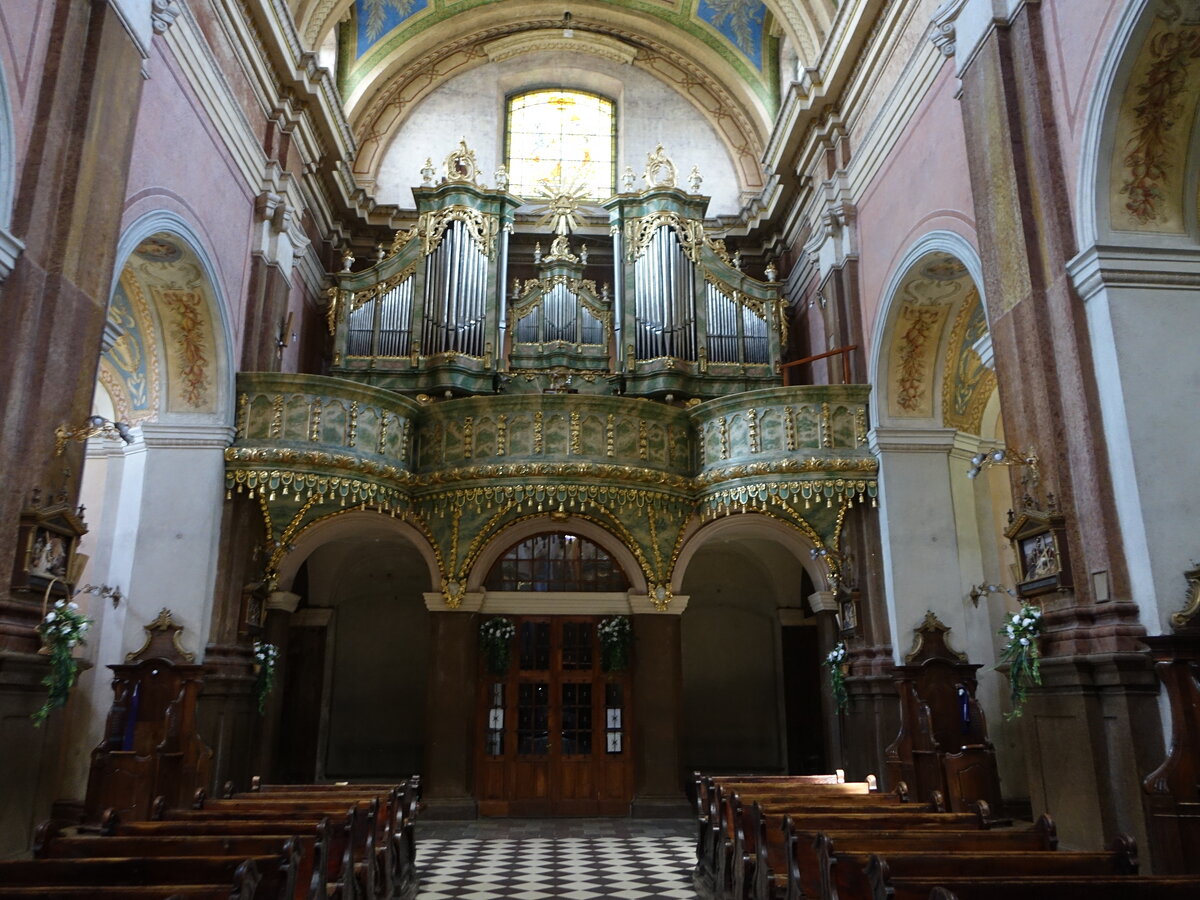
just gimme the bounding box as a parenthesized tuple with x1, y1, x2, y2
(416, 821, 697, 899)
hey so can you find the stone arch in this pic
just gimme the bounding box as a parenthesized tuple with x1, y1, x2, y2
(298, 0, 831, 74)
(672, 512, 825, 595)
(1069, 0, 1200, 635)
(466, 515, 648, 596)
(674, 509, 827, 775)
(1077, 0, 1200, 246)
(0, 53, 13, 230)
(277, 509, 441, 594)
(107, 213, 236, 425)
(73, 214, 239, 684)
(869, 231, 989, 431)
(0, 53, 21, 280)
(349, 13, 769, 200)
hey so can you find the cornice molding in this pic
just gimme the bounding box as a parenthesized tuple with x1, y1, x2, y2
(1068, 244, 1200, 303)
(140, 422, 237, 449)
(869, 426, 960, 454)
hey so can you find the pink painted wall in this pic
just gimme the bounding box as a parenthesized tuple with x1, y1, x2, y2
(120, 37, 257, 363)
(848, 0, 1132, 363)
(1038, 0, 1128, 218)
(853, 62, 978, 361)
(0, 0, 56, 193)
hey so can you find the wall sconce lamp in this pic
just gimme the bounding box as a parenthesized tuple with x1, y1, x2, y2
(811, 546, 855, 593)
(55, 416, 134, 456)
(275, 310, 294, 358)
(561, 11, 574, 37)
(968, 582, 1014, 607)
(966, 446, 1039, 484)
(76, 582, 124, 609)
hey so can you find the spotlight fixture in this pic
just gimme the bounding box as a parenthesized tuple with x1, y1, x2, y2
(55, 415, 135, 456)
(562, 10, 574, 38)
(810, 546, 855, 593)
(966, 445, 1039, 484)
(76, 582, 125, 608)
(968, 582, 1014, 607)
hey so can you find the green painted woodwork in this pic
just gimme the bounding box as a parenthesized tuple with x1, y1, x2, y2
(227, 374, 875, 607)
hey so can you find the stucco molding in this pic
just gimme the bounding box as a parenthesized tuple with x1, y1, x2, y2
(139, 422, 237, 449)
(868, 426, 960, 455)
(0, 224, 24, 282)
(928, 0, 968, 57)
(484, 31, 637, 66)
(151, 0, 182, 35)
(1067, 244, 1200, 303)
(868, 231, 987, 429)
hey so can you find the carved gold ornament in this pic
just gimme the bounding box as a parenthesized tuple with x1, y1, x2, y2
(419, 206, 499, 260)
(642, 144, 677, 189)
(443, 139, 479, 184)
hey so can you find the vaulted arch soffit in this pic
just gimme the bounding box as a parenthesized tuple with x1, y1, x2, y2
(1080, 0, 1200, 248)
(296, 0, 836, 91)
(870, 240, 995, 435)
(102, 228, 232, 427)
(672, 513, 824, 596)
(341, 5, 793, 195)
(277, 509, 442, 594)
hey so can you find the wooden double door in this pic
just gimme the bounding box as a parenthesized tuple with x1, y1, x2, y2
(475, 615, 634, 816)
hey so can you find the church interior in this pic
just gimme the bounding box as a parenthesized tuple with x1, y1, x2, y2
(3, 0, 1200, 894)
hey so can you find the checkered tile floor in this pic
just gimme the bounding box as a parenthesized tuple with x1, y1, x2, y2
(416, 828, 697, 899)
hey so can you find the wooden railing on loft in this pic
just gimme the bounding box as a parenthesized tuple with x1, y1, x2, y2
(781, 344, 858, 386)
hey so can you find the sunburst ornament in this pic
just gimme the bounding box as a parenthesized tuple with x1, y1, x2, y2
(530, 177, 591, 235)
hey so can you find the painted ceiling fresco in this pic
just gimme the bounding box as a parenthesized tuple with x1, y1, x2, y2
(349, 0, 774, 104)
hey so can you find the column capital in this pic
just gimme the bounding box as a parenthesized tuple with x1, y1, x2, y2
(629, 594, 690, 615)
(949, 0, 1039, 78)
(869, 426, 959, 454)
(266, 591, 301, 614)
(1067, 243, 1200, 303)
(808, 590, 838, 614)
(138, 422, 236, 449)
(424, 591, 484, 613)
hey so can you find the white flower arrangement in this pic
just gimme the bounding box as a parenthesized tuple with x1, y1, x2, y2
(598, 615, 632, 672)
(998, 601, 1043, 719)
(253, 640, 280, 715)
(479, 617, 516, 674)
(824, 640, 850, 713)
(33, 599, 92, 725)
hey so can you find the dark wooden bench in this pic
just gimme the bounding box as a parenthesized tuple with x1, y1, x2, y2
(909, 875, 1200, 900)
(844, 839, 1136, 900)
(0, 855, 278, 899)
(769, 814, 1060, 900)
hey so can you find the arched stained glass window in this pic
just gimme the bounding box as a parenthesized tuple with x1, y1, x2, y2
(505, 90, 616, 200)
(485, 532, 629, 592)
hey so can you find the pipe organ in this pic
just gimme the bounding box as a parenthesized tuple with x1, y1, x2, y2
(329, 143, 781, 398)
(421, 217, 491, 357)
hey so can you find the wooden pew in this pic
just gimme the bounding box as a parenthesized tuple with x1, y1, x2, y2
(96, 806, 355, 897)
(36, 823, 315, 900)
(695, 771, 892, 900)
(769, 814, 1059, 900)
(907, 875, 1200, 900)
(0, 855, 277, 899)
(96, 804, 382, 898)
(842, 838, 1136, 900)
(717, 786, 983, 900)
